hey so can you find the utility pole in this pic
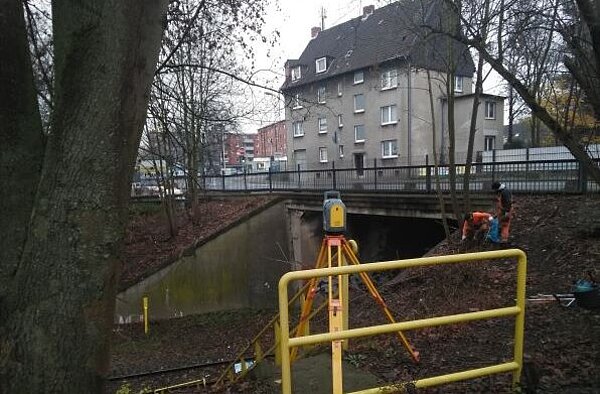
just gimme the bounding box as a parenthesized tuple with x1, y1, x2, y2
(320, 6, 327, 30)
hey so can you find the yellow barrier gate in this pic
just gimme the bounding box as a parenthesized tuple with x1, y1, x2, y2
(278, 249, 527, 394)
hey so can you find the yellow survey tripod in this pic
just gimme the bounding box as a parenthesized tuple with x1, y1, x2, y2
(292, 191, 419, 391)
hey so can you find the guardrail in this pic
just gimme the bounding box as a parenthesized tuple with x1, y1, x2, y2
(190, 158, 599, 195)
(277, 249, 527, 393)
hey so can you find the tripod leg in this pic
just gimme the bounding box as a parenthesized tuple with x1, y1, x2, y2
(291, 239, 328, 362)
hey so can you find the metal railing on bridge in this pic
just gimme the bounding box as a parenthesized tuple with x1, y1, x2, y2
(191, 158, 599, 194)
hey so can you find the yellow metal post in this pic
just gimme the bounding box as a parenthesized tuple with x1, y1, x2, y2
(328, 237, 344, 394)
(278, 277, 292, 394)
(513, 252, 527, 388)
(143, 296, 149, 335)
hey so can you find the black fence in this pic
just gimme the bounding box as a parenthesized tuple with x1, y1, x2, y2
(180, 159, 600, 195)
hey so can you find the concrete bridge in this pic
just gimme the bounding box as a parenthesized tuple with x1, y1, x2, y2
(276, 191, 492, 219)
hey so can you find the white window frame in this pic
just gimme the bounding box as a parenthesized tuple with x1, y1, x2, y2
(338, 114, 343, 128)
(318, 117, 327, 134)
(484, 135, 496, 151)
(337, 81, 343, 96)
(381, 139, 398, 158)
(381, 69, 398, 90)
(316, 57, 327, 73)
(339, 145, 344, 158)
(485, 101, 496, 119)
(319, 147, 328, 163)
(380, 105, 398, 125)
(293, 93, 302, 109)
(292, 121, 304, 137)
(317, 85, 326, 104)
(291, 66, 301, 81)
(354, 124, 365, 143)
(354, 70, 364, 84)
(454, 75, 463, 93)
(353, 94, 365, 113)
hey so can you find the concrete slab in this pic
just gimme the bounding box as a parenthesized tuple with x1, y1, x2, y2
(251, 352, 381, 394)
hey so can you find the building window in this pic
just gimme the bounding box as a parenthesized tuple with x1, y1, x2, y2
(485, 101, 496, 119)
(318, 117, 327, 133)
(454, 76, 463, 93)
(484, 135, 496, 151)
(339, 145, 344, 158)
(337, 81, 343, 96)
(293, 93, 302, 109)
(292, 66, 301, 81)
(381, 139, 398, 158)
(381, 69, 398, 90)
(354, 70, 364, 84)
(380, 105, 397, 125)
(338, 114, 343, 128)
(319, 147, 328, 162)
(354, 124, 365, 142)
(293, 121, 304, 137)
(316, 57, 327, 73)
(353, 94, 365, 113)
(317, 86, 326, 103)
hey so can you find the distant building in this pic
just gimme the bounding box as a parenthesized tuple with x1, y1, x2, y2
(281, 0, 504, 170)
(255, 120, 287, 159)
(222, 132, 256, 173)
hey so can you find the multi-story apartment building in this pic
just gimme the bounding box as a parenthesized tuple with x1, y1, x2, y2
(281, 1, 504, 170)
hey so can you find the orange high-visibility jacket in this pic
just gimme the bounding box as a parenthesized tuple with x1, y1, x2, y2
(463, 212, 493, 237)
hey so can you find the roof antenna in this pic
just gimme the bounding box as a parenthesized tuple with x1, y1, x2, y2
(319, 6, 327, 30)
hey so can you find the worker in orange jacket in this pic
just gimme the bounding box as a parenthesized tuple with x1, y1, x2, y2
(492, 181, 513, 242)
(462, 211, 493, 241)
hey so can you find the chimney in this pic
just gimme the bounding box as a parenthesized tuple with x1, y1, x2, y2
(363, 5, 375, 17)
(311, 26, 321, 38)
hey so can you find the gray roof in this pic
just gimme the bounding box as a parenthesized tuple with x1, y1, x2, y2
(281, 0, 475, 91)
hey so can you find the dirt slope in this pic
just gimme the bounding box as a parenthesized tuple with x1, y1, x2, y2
(342, 194, 600, 393)
(110, 194, 600, 393)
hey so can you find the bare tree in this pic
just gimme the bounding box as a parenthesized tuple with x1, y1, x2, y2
(441, 0, 600, 184)
(143, 0, 277, 213)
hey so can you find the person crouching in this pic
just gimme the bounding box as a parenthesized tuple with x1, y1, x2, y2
(462, 212, 493, 242)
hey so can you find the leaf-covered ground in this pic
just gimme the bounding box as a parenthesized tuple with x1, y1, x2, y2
(109, 194, 600, 393)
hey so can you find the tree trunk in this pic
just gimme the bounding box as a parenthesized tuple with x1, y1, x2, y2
(426, 69, 451, 239)
(0, 0, 45, 300)
(463, 52, 485, 212)
(0, 1, 167, 392)
(446, 73, 462, 223)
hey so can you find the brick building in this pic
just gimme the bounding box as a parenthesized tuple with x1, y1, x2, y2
(255, 120, 287, 159)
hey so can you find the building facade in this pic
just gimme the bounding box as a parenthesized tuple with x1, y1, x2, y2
(281, 1, 504, 170)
